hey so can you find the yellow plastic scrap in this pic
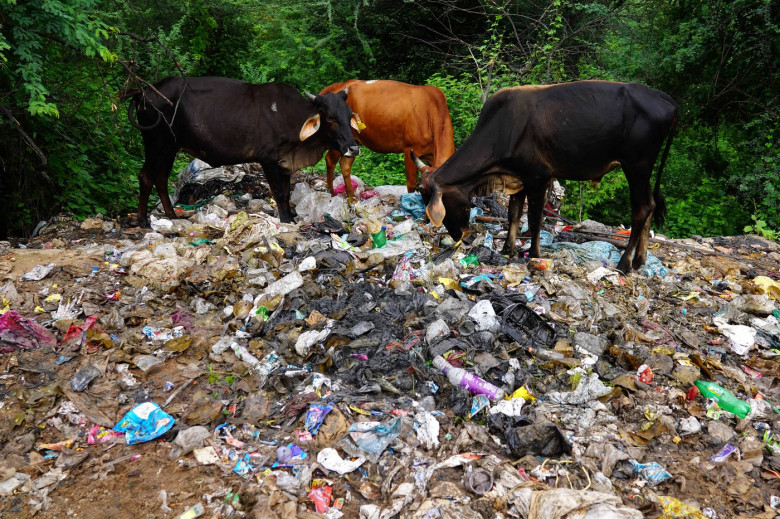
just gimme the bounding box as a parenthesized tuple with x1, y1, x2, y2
(673, 291, 700, 301)
(509, 386, 537, 402)
(658, 496, 706, 518)
(228, 211, 249, 233)
(44, 294, 62, 303)
(438, 278, 461, 292)
(349, 405, 372, 416)
(753, 275, 780, 299)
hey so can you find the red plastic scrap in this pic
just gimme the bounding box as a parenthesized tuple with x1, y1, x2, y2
(308, 485, 332, 514)
(0, 310, 57, 353)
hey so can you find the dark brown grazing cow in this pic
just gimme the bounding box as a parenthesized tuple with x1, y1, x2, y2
(318, 79, 455, 199)
(127, 76, 361, 226)
(418, 80, 678, 274)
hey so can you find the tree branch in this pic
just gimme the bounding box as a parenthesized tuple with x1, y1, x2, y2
(0, 103, 48, 168)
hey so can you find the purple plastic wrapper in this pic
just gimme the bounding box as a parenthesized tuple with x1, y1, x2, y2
(271, 443, 308, 468)
(711, 443, 738, 463)
(305, 404, 332, 435)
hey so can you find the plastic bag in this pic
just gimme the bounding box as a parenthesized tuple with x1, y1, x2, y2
(114, 402, 175, 445)
(348, 417, 402, 455)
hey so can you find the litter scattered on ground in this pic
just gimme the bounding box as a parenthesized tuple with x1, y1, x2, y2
(1, 163, 780, 518)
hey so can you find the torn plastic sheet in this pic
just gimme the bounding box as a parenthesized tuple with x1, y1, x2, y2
(546, 371, 612, 405)
(713, 315, 756, 355)
(317, 448, 366, 475)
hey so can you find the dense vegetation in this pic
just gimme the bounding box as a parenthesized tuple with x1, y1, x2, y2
(1, 0, 778, 240)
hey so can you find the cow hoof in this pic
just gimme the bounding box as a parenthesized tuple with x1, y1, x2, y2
(616, 261, 631, 274)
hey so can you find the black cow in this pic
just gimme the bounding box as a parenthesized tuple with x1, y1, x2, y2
(127, 76, 361, 226)
(417, 80, 678, 273)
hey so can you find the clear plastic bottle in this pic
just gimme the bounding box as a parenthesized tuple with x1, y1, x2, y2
(432, 355, 505, 400)
(177, 503, 205, 519)
(230, 342, 259, 366)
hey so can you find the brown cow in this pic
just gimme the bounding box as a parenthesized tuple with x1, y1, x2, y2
(319, 79, 455, 199)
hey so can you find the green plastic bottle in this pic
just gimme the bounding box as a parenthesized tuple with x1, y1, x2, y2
(371, 226, 387, 248)
(694, 380, 751, 419)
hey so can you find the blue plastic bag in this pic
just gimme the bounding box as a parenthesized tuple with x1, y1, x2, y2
(400, 193, 426, 220)
(630, 459, 671, 486)
(348, 417, 402, 455)
(114, 402, 174, 445)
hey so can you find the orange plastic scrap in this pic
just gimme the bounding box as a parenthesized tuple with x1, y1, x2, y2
(658, 496, 706, 519)
(37, 438, 76, 451)
(613, 229, 631, 240)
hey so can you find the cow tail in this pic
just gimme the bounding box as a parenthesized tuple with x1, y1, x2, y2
(653, 110, 678, 229)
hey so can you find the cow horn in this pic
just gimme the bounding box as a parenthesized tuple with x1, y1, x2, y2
(410, 150, 427, 170)
(128, 97, 162, 131)
(304, 91, 317, 101)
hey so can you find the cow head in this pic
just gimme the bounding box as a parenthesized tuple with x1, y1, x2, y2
(425, 184, 470, 243)
(302, 91, 361, 157)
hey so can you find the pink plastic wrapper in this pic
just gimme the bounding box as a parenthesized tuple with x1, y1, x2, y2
(0, 310, 57, 353)
(87, 425, 124, 444)
(333, 179, 359, 195)
(360, 190, 379, 199)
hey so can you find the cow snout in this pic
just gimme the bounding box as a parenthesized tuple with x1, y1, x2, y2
(343, 145, 361, 157)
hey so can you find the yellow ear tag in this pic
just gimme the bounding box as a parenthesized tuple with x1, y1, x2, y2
(357, 121, 366, 131)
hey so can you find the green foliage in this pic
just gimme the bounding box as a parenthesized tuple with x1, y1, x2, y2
(664, 178, 750, 238)
(744, 215, 778, 241)
(0, 0, 115, 116)
(560, 174, 630, 227)
(425, 73, 482, 146)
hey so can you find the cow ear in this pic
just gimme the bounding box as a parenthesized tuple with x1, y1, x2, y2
(426, 189, 446, 227)
(351, 113, 365, 133)
(299, 113, 321, 141)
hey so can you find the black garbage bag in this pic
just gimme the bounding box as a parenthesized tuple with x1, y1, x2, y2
(473, 194, 508, 219)
(504, 420, 573, 458)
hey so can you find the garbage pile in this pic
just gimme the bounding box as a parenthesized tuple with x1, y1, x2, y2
(2, 165, 780, 519)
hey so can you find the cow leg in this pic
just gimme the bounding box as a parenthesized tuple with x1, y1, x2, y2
(633, 210, 654, 270)
(264, 162, 294, 223)
(501, 191, 526, 256)
(154, 171, 177, 219)
(525, 184, 548, 259)
(325, 150, 341, 195)
(338, 155, 357, 200)
(403, 149, 419, 193)
(137, 166, 155, 227)
(618, 163, 655, 273)
(138, 149, 176, 227)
